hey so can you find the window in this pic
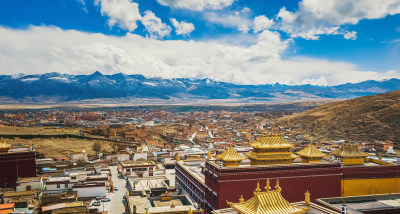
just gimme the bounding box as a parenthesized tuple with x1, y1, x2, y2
(71, 177, 77, 180)
(57, 184, 60, 188)
(65, 184, 68, 188)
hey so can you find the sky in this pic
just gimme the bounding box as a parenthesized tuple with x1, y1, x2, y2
(0, 0, 400, 86)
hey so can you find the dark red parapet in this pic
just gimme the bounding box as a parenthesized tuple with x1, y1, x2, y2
(342, 165, 400, 179)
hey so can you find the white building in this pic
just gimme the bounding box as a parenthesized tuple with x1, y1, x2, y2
(73, 182, 106, 198)
(45, 177, 72, 192)
(16, 176, 43, 192)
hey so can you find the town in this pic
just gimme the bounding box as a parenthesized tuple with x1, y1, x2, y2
(0, 106, 398, 214)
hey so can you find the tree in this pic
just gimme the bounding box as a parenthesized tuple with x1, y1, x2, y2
(112, 142, 119, 153)
(92, 142, 102, 155)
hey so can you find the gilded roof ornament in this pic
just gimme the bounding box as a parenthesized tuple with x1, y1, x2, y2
(275, 179, 281, 192)
(254, 182, 261, 195)
(265, 179, 271, 192)
(239, 195, 244, 203)
(305, 190, 310, 205)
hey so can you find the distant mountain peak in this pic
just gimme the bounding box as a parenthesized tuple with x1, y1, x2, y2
(0, 72, 399, 104)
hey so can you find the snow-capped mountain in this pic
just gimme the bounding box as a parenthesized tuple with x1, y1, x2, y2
(0, 71, 399, 103)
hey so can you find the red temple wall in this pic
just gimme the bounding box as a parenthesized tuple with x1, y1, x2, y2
(0, 152, 36, 187)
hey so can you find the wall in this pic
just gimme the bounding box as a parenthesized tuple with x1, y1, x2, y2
(342, 178, 400, 196)
(205, 162, 342, 210)
(16, 181, 43, 192)
(0, 152, 36, 187)
(73, 186, 105, 198)
(342, 165, 400, 197)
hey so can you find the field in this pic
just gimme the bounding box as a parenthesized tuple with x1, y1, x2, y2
(0, 126, 80, 135)
(5, 138, 114, 158)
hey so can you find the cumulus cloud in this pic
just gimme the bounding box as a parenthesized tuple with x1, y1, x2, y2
(170, 18, 195, 36)
(277, 0, 400, 40)
(205, 8, 252, 33)
(141, 11, 172, 38)
(253, 15, 273, 33)
(0, 26, 398, 86)
(157, 0, 235, 11)
(95, 0, 141, 32)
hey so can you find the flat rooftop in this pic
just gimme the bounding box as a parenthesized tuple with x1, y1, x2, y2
(128, 177, 169, 192)
(121, 161, 155, 167)
(319, 193, 400, 214)
(177, 160, 205, 184)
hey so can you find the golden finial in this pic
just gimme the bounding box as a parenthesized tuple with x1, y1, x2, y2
(280, 130, 283, 137)
(145, 208, 150, 214)
(304, 190, 310, 205)
(226, 200, 232, 206)
(254, 182, 261, 194)
(176, 153, 180, 161)
(207, 150, 211, 160)
(271, 129, 274, 136)
(265, 179, 271, 192)
(188, 207, 193, 214)
(275, 179, 281, 192)
(239, 195, 244, 203)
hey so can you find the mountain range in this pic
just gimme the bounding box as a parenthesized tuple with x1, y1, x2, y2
(1, 71, 400, 104)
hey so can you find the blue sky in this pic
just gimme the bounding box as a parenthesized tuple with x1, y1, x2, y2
(0, 0, 400, 85)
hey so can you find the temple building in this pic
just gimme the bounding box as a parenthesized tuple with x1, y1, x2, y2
(245, 131, 297, 165)
(296, 142, 327, 163)
(176, 130, 400, 212)
(226, 179, 309, 214)
(215, 145, 246, 167)
(0, 141, 36, 187)
(331, 142, 369, 165)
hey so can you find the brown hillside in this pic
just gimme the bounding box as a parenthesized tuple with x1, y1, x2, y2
(277, 89, 400, 143)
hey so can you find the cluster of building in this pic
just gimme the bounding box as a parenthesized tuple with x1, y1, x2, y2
(1, 106, 400, 214)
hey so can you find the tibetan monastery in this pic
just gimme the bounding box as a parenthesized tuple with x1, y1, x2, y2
(331, 142, 369, 165)
(175, 130, 400, 212)
(245, 131, 298, 165)
(296, 142, 327, 163)
(215, 144, 246, 167)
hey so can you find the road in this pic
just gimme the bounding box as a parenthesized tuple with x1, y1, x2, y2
(89, 166, 127, 213)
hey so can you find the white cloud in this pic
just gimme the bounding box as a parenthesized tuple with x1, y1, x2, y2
(253, 15, 273, 33)
(157, 0, 235, 11)
(205, 9, 252, 33)
(141, 11, 172, 38)
(170, 18, 195, 36)
(95, 0, 141, 32)
(75, 0, 88, 13)
(0, 25, 399, 86)
(277, 0, 400, 40)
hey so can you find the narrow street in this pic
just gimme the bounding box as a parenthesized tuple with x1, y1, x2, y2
(107, 165, 127, 214)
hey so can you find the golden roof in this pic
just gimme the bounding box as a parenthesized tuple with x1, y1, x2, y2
(227, 179, 309, 214)
(250, 131, 294, 149)
(296, 143, 326, 158)
(216, 145, 246, 162)
(0, 139, 11, 153)
(246, 152, 298, 160)
(331, 142, 369, 158)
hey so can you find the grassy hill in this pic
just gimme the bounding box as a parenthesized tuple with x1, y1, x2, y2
(277, 89, 400, 142)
